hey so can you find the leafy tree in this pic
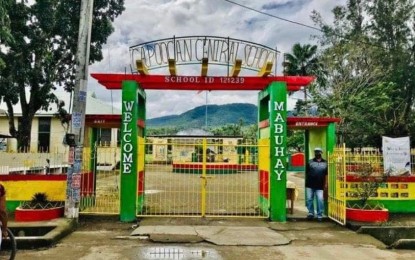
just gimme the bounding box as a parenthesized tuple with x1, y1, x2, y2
(0, 0, 13, 69)
(146, 127, 181, 136)
(211, 124, 242, 137)
(0, 0, 125, 150)
(311, 0, 415, 147)
(210, 119, 246, 137)
(287, 130, 304, 152)
(242, 124, 258, 141)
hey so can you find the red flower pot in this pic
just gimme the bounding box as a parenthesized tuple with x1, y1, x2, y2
(346, 207, 389, 223)
(15, 207, 64, 222)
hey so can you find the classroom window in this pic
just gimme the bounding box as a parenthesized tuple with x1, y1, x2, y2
(38, 117, 51, 152)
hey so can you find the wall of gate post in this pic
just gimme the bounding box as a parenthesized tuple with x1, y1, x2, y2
(136, 89, 146, 214)
(120, 81, 139, 221)
(258, 82, 287, 222)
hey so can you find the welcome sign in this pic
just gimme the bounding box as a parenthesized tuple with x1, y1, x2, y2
(121, 83, 138, 174)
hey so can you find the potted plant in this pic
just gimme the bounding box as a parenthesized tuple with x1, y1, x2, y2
(346, 164, 390, 223)
(15, 192, 65, 222)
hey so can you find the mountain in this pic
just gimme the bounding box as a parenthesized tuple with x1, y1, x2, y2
(147, 103, 258, 128)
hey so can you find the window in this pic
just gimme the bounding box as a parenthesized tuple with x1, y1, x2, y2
(38, 117, 51, 152)
(98, 128, 112, 146)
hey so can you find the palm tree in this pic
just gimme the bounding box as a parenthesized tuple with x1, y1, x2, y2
(283, 43, 325, 115)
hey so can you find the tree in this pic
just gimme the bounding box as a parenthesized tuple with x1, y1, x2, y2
(283, 43, 325, 115)
(242, 124, 258, 141)
(0, 0, 13, 69)
(0, 0, 125, 150)
(348, 163, 388, 209)
(283, 44, 321, 76)
(146, 127, 181, 136)
(287, 130, 304, 152)
(311, 0, 415, 147)
(211, 124, 242, 137)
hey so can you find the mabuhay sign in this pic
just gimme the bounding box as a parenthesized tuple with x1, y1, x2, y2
(130, 36, 278, 71)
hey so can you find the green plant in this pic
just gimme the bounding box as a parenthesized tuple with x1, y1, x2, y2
(347, 164, 389, 210)
(20, 192, 64, 210)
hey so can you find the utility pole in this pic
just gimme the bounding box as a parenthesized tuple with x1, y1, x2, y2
(66, 0, 94, 219)
(205, 91, 208, 129)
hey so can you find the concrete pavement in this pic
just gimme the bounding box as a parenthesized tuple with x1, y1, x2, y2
(8, 171, 415, 259)
(132, 225, 290, 246)
(12, 215, 415, 260)
(130, 217, 384, 247)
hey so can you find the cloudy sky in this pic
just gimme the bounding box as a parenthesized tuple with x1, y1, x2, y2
(88, 0, 345, 119)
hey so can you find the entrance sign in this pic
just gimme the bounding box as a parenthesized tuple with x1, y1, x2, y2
(130, 36, 278, 72)
(382, 136, 411, 176)
(91, 35, 330, 223)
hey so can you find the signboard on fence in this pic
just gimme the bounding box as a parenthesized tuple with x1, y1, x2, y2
(382, 136, 411, 176)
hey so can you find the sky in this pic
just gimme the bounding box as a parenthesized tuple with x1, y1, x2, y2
(88, 0, 346, 119)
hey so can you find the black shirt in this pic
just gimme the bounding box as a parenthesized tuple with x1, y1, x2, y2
(305, 158, 328, 190)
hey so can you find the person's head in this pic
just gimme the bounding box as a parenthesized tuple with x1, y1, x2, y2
(314, 147, 323, 159)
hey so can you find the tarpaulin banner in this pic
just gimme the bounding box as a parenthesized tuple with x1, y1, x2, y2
(382, 136, 411, 176)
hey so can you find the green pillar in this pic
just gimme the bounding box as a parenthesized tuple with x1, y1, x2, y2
(326, 123, 336, 154)
(269, 82, 287, 222)
(89, 128, 98, 175)
(120, 81, 138, 222)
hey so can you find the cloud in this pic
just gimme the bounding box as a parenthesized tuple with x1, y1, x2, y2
(89, 0, 345, 120)
(262, 0, 311, 12)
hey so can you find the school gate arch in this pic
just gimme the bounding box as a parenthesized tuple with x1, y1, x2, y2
(89, 36, 336, 222)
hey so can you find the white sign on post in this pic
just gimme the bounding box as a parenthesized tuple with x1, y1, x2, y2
(382, 136, 411, 176)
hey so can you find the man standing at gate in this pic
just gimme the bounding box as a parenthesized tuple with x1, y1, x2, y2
(305, 147, 328, 221)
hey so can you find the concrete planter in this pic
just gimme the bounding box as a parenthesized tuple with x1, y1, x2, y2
(346, 207, 389, 223)
(15, 206, 64, 222)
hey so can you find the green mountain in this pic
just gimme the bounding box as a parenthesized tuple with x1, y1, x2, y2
(147, 103, 258, 128)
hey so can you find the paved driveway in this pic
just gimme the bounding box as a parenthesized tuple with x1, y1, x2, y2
(15, 217, 415, 260)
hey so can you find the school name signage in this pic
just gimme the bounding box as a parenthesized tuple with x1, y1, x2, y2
(130, 36, 278, 71)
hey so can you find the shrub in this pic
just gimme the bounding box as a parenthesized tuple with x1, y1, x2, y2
(20, 192, 64, 209)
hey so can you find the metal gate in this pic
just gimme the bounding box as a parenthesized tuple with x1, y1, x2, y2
(80, 145, 120, 214)
(328, 145, 347, 225)
(139, 137, 268, 218)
